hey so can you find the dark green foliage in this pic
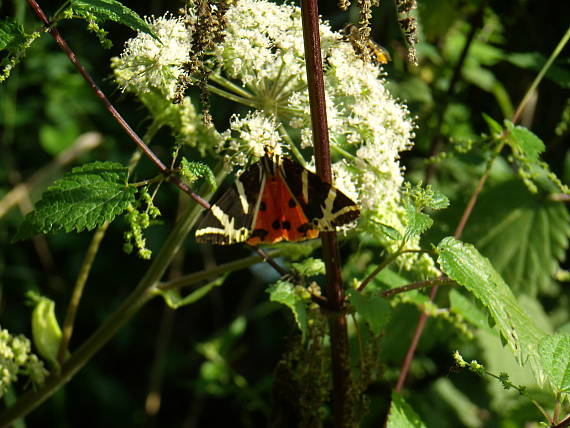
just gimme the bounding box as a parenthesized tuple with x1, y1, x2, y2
(14, 161, 136, 240)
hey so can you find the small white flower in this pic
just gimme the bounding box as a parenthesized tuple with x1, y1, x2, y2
(112, 15, 193, 100)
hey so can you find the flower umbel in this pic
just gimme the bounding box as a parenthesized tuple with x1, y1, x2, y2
(112, 0, 433, 273)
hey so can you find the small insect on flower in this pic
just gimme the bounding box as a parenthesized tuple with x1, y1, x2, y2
(195, 154, 360, 245)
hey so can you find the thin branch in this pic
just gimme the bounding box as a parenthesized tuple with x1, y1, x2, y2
(300, 1, 350, 426)
(158, 250, 281, 291)
(380, 277, 455, 298)
(26, 0, 210, 209)
(512, 25, 570, 124)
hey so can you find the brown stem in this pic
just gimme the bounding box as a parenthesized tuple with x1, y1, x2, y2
(380, 277, 455, 298)
(300, 0, 350, 426)
(395, 284, 439, 393)
(553, 414, 570, 428)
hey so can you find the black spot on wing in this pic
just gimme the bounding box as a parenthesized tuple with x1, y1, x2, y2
(251, 228, 269, 240)
(272, 219, 281, 230)
(282, 221, 291, 230)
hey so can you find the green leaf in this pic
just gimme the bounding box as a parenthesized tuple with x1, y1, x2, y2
(69, 0, 159, 41)
(538, 333, 570, 394)
(14, 161, 136, 241)
(386, 392, 427, 428)
(405, 204, 433, 237)
(291, 257, 325, 277)
(463, 180, 570, 295)
(156, 277, 226, 309)
(505, 121, 544, 161)
(437, 237, 546, 381)
(347, 289, 390, 335)
(0, 19, 26, 52)
(267, 280, 308, 340)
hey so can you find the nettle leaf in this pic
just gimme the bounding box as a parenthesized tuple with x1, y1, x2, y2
(538, 333, 570, 394)
(386, 392, 427, 428)
(267, 280, 308, 340)
(463, 180, 570, 296)
(402, 182, 449, 238)
(347, 289, 390, 335)
(69, 0, 159, 41)
(405, 203, 433, 237)
(14, 161, 136, 241)
(0, 19, 26, 52)
(505, 120, 544, 161)
(437, 237, 546, 381)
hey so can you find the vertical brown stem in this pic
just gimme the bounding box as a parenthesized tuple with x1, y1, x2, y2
(300, 1, 350, 426)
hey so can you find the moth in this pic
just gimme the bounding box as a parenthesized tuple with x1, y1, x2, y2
(195, 155, 360, 245)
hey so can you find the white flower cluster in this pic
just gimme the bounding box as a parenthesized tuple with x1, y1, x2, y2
(112, 0, 433, 271)
(112, 15, 193, 100)
(219, 111, 283, 167)
(215, 0, 415, 241)
(0, 328, 47, 398)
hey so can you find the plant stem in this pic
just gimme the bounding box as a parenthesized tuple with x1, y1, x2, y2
(380, 277, 455, 298)
(512, 25, 570, 124)
(300, 1, 350, 426)
(57, 222, 109, 363)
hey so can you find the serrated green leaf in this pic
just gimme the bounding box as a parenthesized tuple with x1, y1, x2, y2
(538, 333, 570, 394)
(405, 206, 433, 237)
(14, 161, 136, 241)
(70, 0, 159, 41)
(156, 276, 226, 309)
(505, 121, 544, 161)
(482, 113, 503, 136)
(463, 180, 570, 295)
(386, 392, 427, 428)
(437, 237, 546, 381)
(347, 289, 390, 335)
(267, 281, 308, 340)
(0, 19, 26, 52)
(291, 257, 325, 277)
